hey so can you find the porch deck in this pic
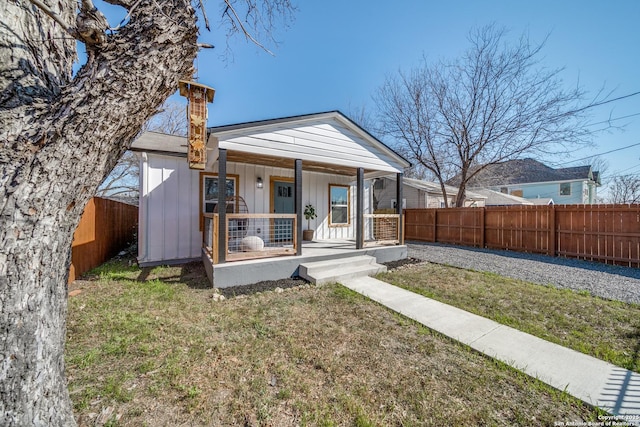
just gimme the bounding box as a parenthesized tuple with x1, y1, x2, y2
(203, 240, 407, 288)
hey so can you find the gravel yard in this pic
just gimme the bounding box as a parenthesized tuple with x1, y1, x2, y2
(407, 241, 640, 305)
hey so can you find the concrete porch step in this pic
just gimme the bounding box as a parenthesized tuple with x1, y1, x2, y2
(299, 255, 387, 285)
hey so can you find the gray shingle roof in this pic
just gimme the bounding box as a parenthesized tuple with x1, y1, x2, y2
(448, 158, 598, 187)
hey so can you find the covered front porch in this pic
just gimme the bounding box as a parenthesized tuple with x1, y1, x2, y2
(201, 112, 411, 286)
(203, 239, 407, 287)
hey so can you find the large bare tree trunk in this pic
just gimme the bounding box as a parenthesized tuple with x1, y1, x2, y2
(0, 0, 198, 424)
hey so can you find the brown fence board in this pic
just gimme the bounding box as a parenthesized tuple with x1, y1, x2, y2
(405, 204, 640, 268)
(69, 197, 138, 282)
(483, 206, 551, 254)
(404, 209, 436, 242)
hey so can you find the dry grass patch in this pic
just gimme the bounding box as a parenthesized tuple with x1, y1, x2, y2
(67, 258, 599, 426)
(378, 261, 640, 373)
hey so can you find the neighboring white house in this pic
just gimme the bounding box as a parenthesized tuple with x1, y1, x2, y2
(449, 159, 601, 204)
(470, 188, 534, 206)
(375, 177, 487, 209)
(527, 197, 555, 206)
(131, 111, 411, 269)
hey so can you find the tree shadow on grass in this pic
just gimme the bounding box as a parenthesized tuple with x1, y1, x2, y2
(600, 327, 640, 417)
(134, 261, 211, 289)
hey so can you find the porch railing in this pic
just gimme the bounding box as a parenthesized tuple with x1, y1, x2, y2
(203, 213, 219, 263)
(363, 213, 401, 247)
(203, 213, 297, 263)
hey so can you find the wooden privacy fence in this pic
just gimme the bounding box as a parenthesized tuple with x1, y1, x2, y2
(404, 205, 640, 267)
(69, 197, 138, 282)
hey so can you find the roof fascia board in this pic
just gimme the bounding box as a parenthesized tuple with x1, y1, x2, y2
(129, 148, 187, 158)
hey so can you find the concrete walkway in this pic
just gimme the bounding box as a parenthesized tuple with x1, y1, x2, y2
(341, 276, 640, 421)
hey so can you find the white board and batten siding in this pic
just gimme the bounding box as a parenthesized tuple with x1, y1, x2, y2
(138, 152, 371, 265)
(137, 152, 202, 266)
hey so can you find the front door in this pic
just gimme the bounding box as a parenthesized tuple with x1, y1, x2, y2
(273, 180, 294, 242)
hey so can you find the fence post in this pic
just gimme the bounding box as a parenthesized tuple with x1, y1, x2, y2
(433, 209, 438, 243)
(548, 205, 556, 257)
(479, 207, 485, 248)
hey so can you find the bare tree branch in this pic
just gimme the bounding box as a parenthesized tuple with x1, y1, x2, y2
(223, 0, 274, 55)
(198, 0, 211, 31)
(219, 0, 295, 58)
(608, 174, 640, 204)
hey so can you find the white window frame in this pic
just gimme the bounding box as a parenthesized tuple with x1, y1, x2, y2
(329, 184, 350, 226)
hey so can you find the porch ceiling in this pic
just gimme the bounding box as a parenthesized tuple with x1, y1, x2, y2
(226, 150, 369, 176)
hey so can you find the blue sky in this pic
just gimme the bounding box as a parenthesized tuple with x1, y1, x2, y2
(95, 0, 640, 188)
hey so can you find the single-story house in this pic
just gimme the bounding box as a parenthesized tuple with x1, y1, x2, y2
(374, 176, 487, 209)
(131, 111, 411, 287)
(469, 188, 534, 206)
(527, 197, 555, 206)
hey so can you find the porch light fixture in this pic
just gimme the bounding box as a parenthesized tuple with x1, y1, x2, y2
(256, 177, 263, 189)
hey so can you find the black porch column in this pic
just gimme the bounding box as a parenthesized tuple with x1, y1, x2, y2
(396, 172, 404, 244)
(218, 148, 227, 263)
(356, 167, 364, 249)
(294, 159, 303, 256)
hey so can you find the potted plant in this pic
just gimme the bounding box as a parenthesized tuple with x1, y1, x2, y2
(303, 203, 317, 241)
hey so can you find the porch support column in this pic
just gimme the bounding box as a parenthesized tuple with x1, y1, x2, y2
(356, 167, 364, 249)
(294, 159, 303, 256)
(218, 148, 227, 263)
(396, 172, 404, 244)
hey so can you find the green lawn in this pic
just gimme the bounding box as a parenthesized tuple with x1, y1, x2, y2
(66, 258, 600, 426)
(377, 261, 640, 373)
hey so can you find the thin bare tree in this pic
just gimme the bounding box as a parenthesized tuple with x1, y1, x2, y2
(0, 0, 294, 424)
(143, 100, 189, 136)
(95, 151, 140, 200)
(609, 174, 640, 204)
(376, 25, 596, 207)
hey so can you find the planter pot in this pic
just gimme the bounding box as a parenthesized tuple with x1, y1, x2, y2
(303, 230, 315, 241)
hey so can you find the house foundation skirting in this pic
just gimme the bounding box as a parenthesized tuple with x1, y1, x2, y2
(203, 244, 407, 288)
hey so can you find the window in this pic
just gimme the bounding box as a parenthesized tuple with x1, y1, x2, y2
(500, 187, 509, 194)
(560, 182, 571, 196)
(203, 175, 237, 213)
(329, 184, 350, 226)
(199, 173, 239, 229)
(511, 189, 523, 197)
